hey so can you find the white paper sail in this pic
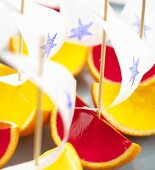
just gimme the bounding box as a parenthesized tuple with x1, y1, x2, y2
(0, 3, 17, 50)
(1, 0, 59, 11)
(109, 0, 126, 5)
(94, 11, 151, 107)
(2, 143, 63, 170)
(120, 0, 155, 65)
(36, 0, 59, 8)
(0, 73, 29, 86)
(0, 1, 25, 87)
(60, 0, 115, 46)
(1, 52, 76, 169)
(9, 0, 67, 59)
(0, 0, 67, 86)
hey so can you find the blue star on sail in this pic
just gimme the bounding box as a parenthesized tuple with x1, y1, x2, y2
(69, 18, 93, 41)
(66, 92, 72, 110)
(133, 15, 151, 39)
(129, 57, 139, 86)
(41, 33, 57, 57)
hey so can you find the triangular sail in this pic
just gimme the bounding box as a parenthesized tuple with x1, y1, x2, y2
(10, 0, 67, 59)
(0, 3, 17, 50)
(0, 0, 67, 86)
(89, 6, 149, 107)
(120, 0, 155, 66)
(60, 0, 115, 46)
(0, 52, 76, 169)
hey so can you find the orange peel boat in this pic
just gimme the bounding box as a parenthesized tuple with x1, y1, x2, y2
(4, 143, 83, 170)
(50, 96, 141, 170)
(0, 63, 53, 137)
(9, 36, 88, 76)
(41, 143, 83, 170)
(91, 82, 155, 136)
(0, 121, 19, 168)
(87, 45, 155, 85)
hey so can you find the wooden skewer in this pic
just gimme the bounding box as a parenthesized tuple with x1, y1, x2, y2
(18, 0, 25, 81)
(33, 38, 44, 166)
(21, 0, 25, 14)
(140, 0, 146, 39)
(97, 0, 145, 118)
(97, 0, 108, 119)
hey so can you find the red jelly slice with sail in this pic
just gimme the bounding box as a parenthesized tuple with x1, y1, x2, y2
(88, 45, 155, 85)
(50, 97, 141, 170)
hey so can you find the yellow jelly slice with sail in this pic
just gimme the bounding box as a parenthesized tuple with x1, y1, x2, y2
(4, 143, 82, 169)
(51, 42, 88, 75)
(0, 64, 53, 136)
(9, 36, 88, 75)
(41, 143, 83, 170)
(92, 82, 155, 136)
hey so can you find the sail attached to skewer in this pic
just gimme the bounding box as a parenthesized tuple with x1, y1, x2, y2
(0, 0, 67, 86)
(0, 1, 27, 86)
(82, 1, 151, 107)
(36, 0, 59, 8)
(1, 0, 59, 12)
(60, 0, 115, 46)
(9, 0, 67, 59)
(97, 13, 150, 107)
(0, 3, 17, 50)
(120, 0, 155, 65)
(0, 73, 29, 86)
(0, 52, 76, 169)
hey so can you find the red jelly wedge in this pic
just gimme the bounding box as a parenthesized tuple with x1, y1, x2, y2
(50, 96, 141, 170)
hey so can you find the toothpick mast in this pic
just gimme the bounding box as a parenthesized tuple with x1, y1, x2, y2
(140, 0, 146, 39)
(97, 0, 108, 118)
(33, 38, 44, 166)
(18, 0, 25, 81)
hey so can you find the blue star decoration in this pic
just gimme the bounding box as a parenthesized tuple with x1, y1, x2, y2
(41, 33, 57, 57)
(69, 18, 93, 41)
(66, 92, 72, 111)
(133, 15, 152, 39)
(129, 57, 140, 86)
